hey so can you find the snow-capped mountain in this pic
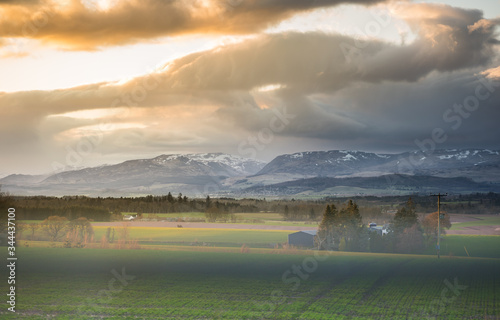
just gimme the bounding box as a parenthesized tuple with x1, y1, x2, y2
(1, 153, 265, 196)
(150, 153, 264, 176)
(226, 148, 500, 196)
(379, 149, 500, 181)
(253, 149, 500, 182)
(255, 150, 393, 177)
(1, 149, 499, 197)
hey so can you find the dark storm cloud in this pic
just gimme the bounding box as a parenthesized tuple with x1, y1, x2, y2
(305, 68, 500, 148)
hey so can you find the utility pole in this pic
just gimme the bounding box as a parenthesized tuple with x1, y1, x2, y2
(430, 193, 447, 259)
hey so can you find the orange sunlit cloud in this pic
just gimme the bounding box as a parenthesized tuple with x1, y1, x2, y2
(0, 0, 386, 50)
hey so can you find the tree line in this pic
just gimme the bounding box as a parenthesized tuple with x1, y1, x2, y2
(1, 186, 497, 226)
(1, 192, 264, 221)
(316, 198, 451, 254)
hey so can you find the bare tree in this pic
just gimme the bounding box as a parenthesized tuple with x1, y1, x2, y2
(68, 217, 94, 243)
(27, 223, 40, 240)
(42, 216, 68, 241)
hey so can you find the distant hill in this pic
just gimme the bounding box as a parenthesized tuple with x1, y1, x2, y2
(253, 149, 500, 182)
(241, 174, 500, 197)
(0, 153, 266, 196)
(1, 149, 500, 197)
(255, 150, 392, 177)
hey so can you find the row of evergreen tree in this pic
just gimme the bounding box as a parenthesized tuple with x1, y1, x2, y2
(317, 198, 451, 254)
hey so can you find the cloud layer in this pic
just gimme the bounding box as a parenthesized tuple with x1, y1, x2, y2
(0, 1, 499, 175)
(0, 0, 385, 50)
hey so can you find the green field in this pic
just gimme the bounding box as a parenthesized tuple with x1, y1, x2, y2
(1, 247, 498, 319)
(134, 212, 206, 219)
(93, 226, 290, 247)
(22, 220, 500, 256)
(141, 212, 283, 220)
(10, 215, 500, 318)
(450, 215, 500, 230)
(91, 226, 500, 257)
(118, 212, 318, 227)
(423, 235, 500, 259)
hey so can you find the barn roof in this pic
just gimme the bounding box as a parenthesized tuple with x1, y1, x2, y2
(290, 230, 317, 236)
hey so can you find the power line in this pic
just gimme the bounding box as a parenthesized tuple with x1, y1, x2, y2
(430, 193, 447, 259)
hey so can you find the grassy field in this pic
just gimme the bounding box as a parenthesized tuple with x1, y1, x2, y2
(92, 226, 290, 247)
(120, 211, 319, 227)
(134, 212, 206, 219)
(1, 247, 498, 319)
(139, 212, 283, 220)
(93, 226, 500, 257)
(423, 235, 500, 259)
(21, 219, 500, 255)
(450, 215, 500, 230)
(18, 233, 500, 259)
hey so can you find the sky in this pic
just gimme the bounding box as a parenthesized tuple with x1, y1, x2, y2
(0, 0, 499, 176)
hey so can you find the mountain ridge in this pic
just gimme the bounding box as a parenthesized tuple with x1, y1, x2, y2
(253, 148, 500, 182)
(241, 174, 500, 197)
(1, 149, 499, 197)
(0, 153, 266, 196)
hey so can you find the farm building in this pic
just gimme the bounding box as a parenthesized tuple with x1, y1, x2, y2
(368, 223, 388, 236)
(288, 230, 317, 248)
